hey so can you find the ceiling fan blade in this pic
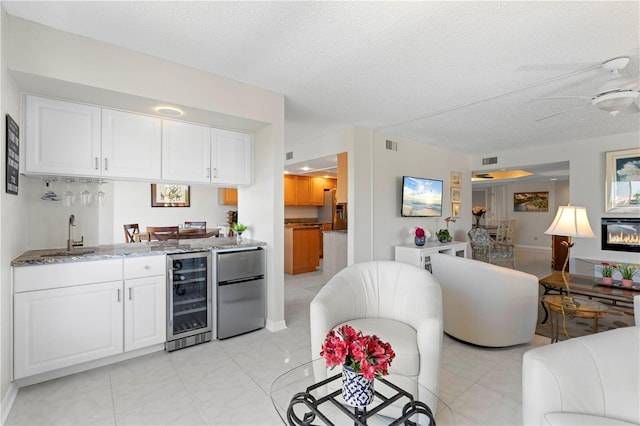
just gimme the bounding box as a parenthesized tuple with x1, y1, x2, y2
(621, 98, 640, 114)
(535, 104, 590, 122)
(532, 96, 592, 101)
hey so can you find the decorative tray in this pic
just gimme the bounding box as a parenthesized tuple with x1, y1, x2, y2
(595, 278, 640, 292)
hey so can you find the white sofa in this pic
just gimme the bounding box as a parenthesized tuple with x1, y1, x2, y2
(523, 325, 640, 425)
(309, 260, 443, 409)
(430, 253, 539, 347)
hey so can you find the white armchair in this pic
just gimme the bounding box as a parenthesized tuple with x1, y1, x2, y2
(309, 260, 443, 409)
(430, 253, 539, 347)
(523, 326, 640, 425)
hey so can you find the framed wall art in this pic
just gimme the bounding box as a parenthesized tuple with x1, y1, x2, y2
(452, 203, 461, 218)
(450, 171, 461, 187)
(6, 114, 19, 195)
(451, 187, 461, 203)
(513, 192, 549, 212)
(151, 184, 190, 207)
(605, 148, 640, 213)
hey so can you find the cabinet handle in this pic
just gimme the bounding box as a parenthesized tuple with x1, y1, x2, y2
(95, 157, 99, 170)
(144, 265, 150, 270)
(129, 287, 133, 300)
(104, 158, 109, 170)
(117, 289, 121, 302)
(206, 167, 210, 179)
(213, 167, 217, 178)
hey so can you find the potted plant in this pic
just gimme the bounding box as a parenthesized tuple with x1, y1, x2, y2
(598, 262, 615, 285)
(616, 263, 639, 287)
(437, 217, 455, 243)
(230, 223, 248, 243)
(411, 226, 429, 246)
(320, 325, 395, 407)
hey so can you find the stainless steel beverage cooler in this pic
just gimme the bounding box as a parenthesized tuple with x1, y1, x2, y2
(215, 247, 266, 339)
(166, 251, 213, 351)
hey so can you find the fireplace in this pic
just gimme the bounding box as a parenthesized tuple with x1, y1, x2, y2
(601, 218, 640, 253)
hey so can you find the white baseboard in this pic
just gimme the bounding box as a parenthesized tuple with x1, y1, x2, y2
(1, 382, 19, 424)
(266, 319, 287, 333)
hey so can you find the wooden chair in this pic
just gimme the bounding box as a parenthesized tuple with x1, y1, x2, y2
(184, 221, 206, 231)
(123, 224, 140, 243)
(146, 226, 180, 241)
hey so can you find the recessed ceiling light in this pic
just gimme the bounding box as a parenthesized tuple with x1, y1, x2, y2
(301, 167, 311, 171)
(154, 106, 184, 117)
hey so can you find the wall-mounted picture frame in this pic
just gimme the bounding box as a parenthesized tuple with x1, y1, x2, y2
(5, 114, 19, 195)
(605, 148, 640, 213)
(151, 184, 190, 207)
(513, 191, 549, 212)
(451, 187, 461, 203)
(452, 202, 461, 218)
(450, 171, 461, 187)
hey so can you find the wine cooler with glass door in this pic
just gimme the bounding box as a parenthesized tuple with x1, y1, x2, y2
(166, 251, 213, 351)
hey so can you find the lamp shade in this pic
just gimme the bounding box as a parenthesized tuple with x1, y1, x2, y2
(544, 205, 596, 238)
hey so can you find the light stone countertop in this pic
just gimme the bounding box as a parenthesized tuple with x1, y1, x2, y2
(12, 237, 266, 267)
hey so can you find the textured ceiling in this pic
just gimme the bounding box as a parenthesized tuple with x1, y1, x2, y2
(3, 1, 640, 156)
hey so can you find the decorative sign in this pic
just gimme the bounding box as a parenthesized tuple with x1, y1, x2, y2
(5, 114, 19, 195)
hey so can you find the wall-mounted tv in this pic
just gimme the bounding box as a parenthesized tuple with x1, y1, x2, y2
(401, 176, 443, 217)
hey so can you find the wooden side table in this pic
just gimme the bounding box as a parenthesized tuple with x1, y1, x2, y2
(541, 295, 609, 343)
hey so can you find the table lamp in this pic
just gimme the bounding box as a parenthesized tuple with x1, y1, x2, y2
(544, 204, 596, 307)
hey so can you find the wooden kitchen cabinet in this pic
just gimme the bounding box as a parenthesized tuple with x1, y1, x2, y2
(284, 175, 336, 206)
(24, 95, 102, 177)
(221, 188, 238, 205)
(284, 226, 320, 274)
(101, 108, 162, 180)
(295, 176, 312, 205)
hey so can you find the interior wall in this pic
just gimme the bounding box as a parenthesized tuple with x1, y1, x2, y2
(284, 206, 318, 219)
(1, 5, 27, 412)
(472, 131, 640, 266)
(358, 128, 473, 261)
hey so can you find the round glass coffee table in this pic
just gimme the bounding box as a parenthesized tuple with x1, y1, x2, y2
(541, 295, 609, 343)
(270, 358, 454, 425)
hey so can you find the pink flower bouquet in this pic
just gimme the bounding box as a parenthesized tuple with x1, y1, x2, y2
(320, 325, 396, 380)
(415, 227, 425, 238)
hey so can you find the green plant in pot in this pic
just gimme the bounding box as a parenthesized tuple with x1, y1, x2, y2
(437, 217, 455, 243)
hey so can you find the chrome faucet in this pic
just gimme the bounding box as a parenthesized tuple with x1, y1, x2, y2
(67, 214, 84, 251)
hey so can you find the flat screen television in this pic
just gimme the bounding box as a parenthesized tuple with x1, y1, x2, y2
(401, 176, 443, 217)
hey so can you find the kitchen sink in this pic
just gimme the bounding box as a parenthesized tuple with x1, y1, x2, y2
(40, 249, 97, 257)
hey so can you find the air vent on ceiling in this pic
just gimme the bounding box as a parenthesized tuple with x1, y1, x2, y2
(482, 156, 498, 165)
(285, 151, 294, 160)
(385, 140, 398, 151)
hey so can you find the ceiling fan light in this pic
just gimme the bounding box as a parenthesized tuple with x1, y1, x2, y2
(592, 91, 639, 113)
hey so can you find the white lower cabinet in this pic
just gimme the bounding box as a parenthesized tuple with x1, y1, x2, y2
(14, 256, 167, 380)
(14, 280, 124, 379)
(124, 276, 166, 351)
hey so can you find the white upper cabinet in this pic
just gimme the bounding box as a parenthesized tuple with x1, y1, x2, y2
(161, 120, 211, 183)
(25, 95, 101, 177)
(101, 109, 162, 180)
(211, 128, 252, 186)
(162, 121, 252, 186)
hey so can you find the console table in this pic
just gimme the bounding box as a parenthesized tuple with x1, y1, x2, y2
(539, 272, 636, 323)
(395, 241, 468, 272)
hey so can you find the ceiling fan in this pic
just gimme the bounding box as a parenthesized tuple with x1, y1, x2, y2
(535, 56, 640, 121)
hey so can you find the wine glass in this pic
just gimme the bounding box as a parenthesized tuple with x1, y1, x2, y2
(62, 181, 75, 207)
(95, 181, 107, 207)
(79, 182, 92, 206)
(40, 180, 59, 201)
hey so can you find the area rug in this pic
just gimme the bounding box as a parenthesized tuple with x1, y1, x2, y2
(535, 301, 636, 342)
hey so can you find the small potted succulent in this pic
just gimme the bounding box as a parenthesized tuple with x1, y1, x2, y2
(230, 223, 248, 243)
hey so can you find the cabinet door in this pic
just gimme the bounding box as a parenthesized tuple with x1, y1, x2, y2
(310, 177, 328, 206)
(211, 129, 252, 185)
(221, 188, 238, 205)
(102, 109, 161, 179)
(14, 281, 123, 379)
(161, 120, 211, 183)
(24, 95, 101, 177)
(124, 276, 166, 352)
(295, 176, 311, 206)
(284, 175, 296, 206)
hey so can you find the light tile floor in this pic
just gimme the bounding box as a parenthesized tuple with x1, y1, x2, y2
(6, 248, 552, 425)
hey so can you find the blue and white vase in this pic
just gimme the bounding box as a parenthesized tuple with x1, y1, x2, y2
(341, 365, 374, 407)
(415, 236, 426, 246)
